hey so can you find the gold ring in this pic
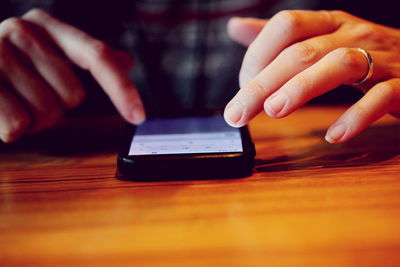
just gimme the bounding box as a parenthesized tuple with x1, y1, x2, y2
(351, 48, 374, 86)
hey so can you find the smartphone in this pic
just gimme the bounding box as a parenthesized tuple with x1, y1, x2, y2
(117, 114, 255, 180)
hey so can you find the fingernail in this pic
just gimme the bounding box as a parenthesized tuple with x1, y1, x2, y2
(224, 101, 243, 126)
(264, 94, 287, 117)
(325, 121, 347, 143)
(131, 102, 146, 125)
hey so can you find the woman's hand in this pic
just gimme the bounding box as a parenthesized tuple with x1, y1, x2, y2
(224, 10, 400, 143)
(0, 9, 145, 143)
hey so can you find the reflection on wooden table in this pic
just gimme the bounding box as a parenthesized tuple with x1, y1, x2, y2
(1, 106, 399, 266)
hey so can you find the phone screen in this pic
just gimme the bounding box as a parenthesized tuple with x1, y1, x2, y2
(128, 116, 243, 156)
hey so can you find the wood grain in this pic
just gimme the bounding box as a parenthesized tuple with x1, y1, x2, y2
(1, 106, 400, 267)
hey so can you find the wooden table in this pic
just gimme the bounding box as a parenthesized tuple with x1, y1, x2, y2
(1, 106, 400, 267)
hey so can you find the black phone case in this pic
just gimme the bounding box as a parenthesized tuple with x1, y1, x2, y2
(117, 125, 255, 181)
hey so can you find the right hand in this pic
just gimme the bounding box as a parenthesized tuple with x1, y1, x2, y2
(0, 9, 145, 143)
(224, 12, 400, 144)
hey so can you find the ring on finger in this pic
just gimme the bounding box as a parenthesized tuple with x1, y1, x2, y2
(351, 48, 374, 86)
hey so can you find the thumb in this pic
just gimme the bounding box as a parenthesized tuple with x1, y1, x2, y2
(227, 17, 267, 46)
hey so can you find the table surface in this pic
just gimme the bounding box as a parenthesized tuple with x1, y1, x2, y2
(1, 106, 400, 267)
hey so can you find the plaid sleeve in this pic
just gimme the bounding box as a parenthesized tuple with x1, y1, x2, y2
(120, 0, 318, 115)
(0, 0, 318, 116)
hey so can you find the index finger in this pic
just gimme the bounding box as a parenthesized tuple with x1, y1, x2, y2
(239, 10, 341, 87)
(23, 9, 145, 124)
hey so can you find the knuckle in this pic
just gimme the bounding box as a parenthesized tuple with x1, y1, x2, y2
(352, 102, 368, 118)
(329, 10, 351, 19)
(89, 40, 112, 61)
(64, 88, 86, 109)
(239, 70, 252, 88)
(239, 70, 251, 88)
(293, 75, 312, 96)
(24, 8, 49, 19)
(273, 10, 301, 33)
(319, 10, 334, 21)
(242, 79, 267, 100)
(375, 81, 400, 117)
(285, 42, 320, 66)
(243, 50, 264, 70)
(333, 48, 363, 71)
(240, 52, 265, 85)
(0, 18, 38, 51)
(0, 17, 30, 35)
(353, 23, 381, 41)
(378, 81, 399, 101)
(356, 23, 376, 36)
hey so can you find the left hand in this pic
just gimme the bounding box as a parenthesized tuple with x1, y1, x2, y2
(224, 10, 400, 143)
